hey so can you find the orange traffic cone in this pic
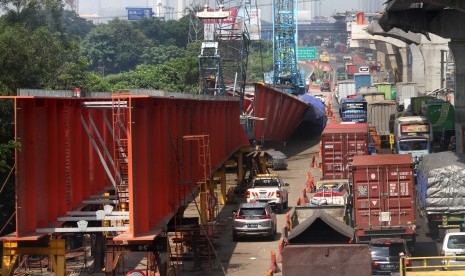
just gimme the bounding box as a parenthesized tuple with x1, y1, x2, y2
(268, 250, 281, 273)
(312, 156, 318, 168)
(318, 145, 322, 158)
(277, 239, 285, 263)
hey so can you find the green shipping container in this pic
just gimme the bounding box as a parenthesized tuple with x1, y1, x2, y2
(376, 83, 393, 100)
(426, 100, 455, 132)
(410, 96, 435, 115)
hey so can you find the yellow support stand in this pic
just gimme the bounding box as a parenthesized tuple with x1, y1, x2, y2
(2, 241, 18, 276)
(2, 239, 65, 276)
(219, 164, 226, 205)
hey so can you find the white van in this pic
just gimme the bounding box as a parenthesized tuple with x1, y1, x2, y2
(441, 232, 465, 267)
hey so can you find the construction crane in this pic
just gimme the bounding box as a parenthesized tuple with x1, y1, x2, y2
(272, 0, 305, 95)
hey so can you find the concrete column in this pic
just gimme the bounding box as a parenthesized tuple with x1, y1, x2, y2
(410, 44, 426, 93)
(420, 44, 443, 93)
(399, 47, 408, 83)
(449, 39, 465, 154)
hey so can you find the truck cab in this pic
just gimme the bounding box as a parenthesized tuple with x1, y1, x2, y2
(247, 174, 289, 213)
(394, 116, 432, 164)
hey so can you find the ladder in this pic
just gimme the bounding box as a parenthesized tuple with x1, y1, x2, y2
(111, 94, 130, 210)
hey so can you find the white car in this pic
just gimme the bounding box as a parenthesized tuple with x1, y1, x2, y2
(441, 232, 465, 267)
(247, 174, 289, 213)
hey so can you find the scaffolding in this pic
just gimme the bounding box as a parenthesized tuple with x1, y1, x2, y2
(272, 0, 305, 94)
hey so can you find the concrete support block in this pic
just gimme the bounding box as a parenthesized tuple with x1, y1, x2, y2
(449, 39, 465, 153)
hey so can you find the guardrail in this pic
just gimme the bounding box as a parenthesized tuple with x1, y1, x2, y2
(400, 255, 465, 275)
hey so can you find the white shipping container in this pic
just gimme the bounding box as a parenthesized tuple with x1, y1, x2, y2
(336, 80, 356, 103)
(396, 82, 418, 109)
(368, 100, 397, 136)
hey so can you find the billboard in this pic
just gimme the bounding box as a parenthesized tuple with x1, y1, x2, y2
(203, 8, 261, 41)
(127, 8, 153, 21)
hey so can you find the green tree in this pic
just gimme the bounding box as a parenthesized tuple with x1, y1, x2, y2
(80, 18, 153, 74)
(141, 45, 186, 65)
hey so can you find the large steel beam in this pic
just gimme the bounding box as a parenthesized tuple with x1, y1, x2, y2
(0, 92, 249, 241)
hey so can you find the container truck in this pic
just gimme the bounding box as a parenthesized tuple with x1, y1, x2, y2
(423, 100, 455, 151)
(354, 73, 372, 92)
(416, 152, 465, 239)
(410, 96, 435, 115)
(393, 116, 432, 164)
(357, 90, 385, 104)
(367, 100, 397, 138)
(339, 98, 368, 123)
(320, 123, 369, 180)
(336, 80, 356, 103)
(346, 64, 358, 79)
(395, 82, 418, 111)
(351, 154, 416, 244)
(376, 82, 394, 100)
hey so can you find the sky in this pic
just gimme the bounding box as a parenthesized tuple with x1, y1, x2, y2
(77, 0, 384, 21)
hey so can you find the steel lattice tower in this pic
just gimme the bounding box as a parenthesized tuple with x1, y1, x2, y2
(272, 0, 304, 94)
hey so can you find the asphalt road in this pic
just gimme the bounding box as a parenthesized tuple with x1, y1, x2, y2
(182, 91, 444, 276)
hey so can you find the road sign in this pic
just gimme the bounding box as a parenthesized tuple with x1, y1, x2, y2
(298, 47, 317, 60)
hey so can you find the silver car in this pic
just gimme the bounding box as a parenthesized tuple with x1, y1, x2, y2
(232, 202, 277, 241)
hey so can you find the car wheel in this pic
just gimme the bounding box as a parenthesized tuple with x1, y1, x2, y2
(284, 200, 288, 210)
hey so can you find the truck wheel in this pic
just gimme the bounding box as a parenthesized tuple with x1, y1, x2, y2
(284, 200, 288, 210)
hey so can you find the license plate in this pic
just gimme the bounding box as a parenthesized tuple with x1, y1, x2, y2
(248, 224, 258, 228)
(380, 264, 396, 269)
(259, 194, 268, 199)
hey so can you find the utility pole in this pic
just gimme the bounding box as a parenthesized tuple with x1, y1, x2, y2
(440, 49, 446, 89)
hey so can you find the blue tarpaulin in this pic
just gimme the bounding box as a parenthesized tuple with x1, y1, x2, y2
(299, 94, 327, 126)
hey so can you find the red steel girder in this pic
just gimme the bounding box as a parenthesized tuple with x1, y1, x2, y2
(0, 94, 249, 241)
(253, 83, 308, 142)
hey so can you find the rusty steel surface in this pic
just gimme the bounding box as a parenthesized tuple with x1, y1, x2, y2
(351, 154, 415, 240)
(282, 244, 372, 275)
(1, 94, 249, 241)
(253, 83, 307, 142)
(321, 123, 369, 180)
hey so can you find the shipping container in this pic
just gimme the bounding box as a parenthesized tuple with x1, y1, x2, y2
(321, 123, 369, 180)
(346, 64, 358, 79)
(354, 73, 372, 92)
(368, 100, 397, 136)
(358, 90, 385, 104)
(336, 80, 356, 103)
(375, 83, 394, 100)
(395, 82, 418, 110)
(351, 154, 415, 243)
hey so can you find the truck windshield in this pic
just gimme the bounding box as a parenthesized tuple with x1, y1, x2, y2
(398, 140, 428, 151)
(252, 179, 279, 187)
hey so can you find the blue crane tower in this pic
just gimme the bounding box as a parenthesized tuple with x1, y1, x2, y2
(272, 0, 305, 95)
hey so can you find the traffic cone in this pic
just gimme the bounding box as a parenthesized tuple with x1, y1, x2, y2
(312, 156, 318, 168)
(285, 212, 291, 230)
(277, 239, 285, 263)
(302, 188, 309, 204)
(268, 250, 281, 273)
(308, 176, 315, 192)
(318, 145, 322, 158)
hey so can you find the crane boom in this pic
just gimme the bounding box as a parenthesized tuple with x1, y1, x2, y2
(272, 0, 305, 95)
